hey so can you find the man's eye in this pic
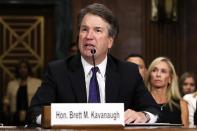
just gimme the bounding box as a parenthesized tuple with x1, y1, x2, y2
(95, 27, 102, 33)
(81, 28, 87, 31)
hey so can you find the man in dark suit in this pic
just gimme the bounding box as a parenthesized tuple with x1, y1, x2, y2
(27, 3, 160, 126)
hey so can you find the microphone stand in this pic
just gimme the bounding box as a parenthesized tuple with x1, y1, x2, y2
(90, 48, 100, 102)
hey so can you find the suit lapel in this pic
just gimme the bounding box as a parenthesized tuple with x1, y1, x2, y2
(68, 54, 87, 103)
(105, 55, 121, 102)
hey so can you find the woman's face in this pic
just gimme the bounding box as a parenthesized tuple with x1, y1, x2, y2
(19, 62, 29, 79)
(182, 77, 196, 95)
(150, 61, 171, 89)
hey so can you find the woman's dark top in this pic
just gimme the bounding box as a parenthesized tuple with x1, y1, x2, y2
(157, 100, 181, 124)
(17, 85, 28, 111)
(15, 85, 28, 125)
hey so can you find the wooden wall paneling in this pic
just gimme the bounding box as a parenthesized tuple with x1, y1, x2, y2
(0, 0, 73, 100)
(71, 0, 144, 60)
(71, 0, 195, 76)
(144, 0, 186, 76)
(186, 0, 197, 75)
(112, 0, 144, 60)
(0, 2, 55, 106)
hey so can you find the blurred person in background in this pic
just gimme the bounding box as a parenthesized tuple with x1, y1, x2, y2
(125, 54, 147, 80)
(3, 59, 41, 126)
(67, 42, 78, 57)
(179, 72, 197, 96)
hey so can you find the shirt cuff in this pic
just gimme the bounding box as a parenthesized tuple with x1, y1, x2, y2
(144, 111, 158, 123)
(36, 114, 42, 125)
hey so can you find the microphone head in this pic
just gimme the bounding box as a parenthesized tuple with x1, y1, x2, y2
(91, 48, 96, 55)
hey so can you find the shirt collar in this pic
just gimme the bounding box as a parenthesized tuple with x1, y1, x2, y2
(81, 56, 107, 78)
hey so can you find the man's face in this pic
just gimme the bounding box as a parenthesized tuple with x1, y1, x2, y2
(78, 13, 113, 64)
(127, 57, 146, 80)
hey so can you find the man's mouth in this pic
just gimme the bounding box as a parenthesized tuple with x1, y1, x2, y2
(84, 43, 95, 49)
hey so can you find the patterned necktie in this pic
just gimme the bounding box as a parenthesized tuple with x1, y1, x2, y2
(88, 67, 100, 103)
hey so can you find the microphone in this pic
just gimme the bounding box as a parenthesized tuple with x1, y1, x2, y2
(91, 48, 96, 54)
(91, 48, 96, 67)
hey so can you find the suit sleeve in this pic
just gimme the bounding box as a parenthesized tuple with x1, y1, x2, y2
(121, 62, 160, 117)
(27, 64, 57, 126)
(131, 66, 161, 116)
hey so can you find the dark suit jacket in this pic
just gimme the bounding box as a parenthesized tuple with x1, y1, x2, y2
(27, 54, 160, 124)
(194, 101, 197, 125)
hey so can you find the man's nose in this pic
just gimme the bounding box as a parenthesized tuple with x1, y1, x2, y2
(86, 30, 94, 39)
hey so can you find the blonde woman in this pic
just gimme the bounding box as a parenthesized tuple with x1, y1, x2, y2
(145, 57, 189, 127)
(183, 91, 197, 127)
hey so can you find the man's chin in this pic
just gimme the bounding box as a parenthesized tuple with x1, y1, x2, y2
(81, 53, 92, 59)
(81, 51, 92, 57)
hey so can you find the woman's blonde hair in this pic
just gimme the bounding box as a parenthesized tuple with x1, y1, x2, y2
(145, 57, 181, 110)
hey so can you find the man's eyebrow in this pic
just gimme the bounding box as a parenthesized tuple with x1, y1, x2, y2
(95, 26, 102, 28)
(80, 25, 88, 27)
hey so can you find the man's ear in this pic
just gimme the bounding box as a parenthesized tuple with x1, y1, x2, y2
(108, 37, 114, 49)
